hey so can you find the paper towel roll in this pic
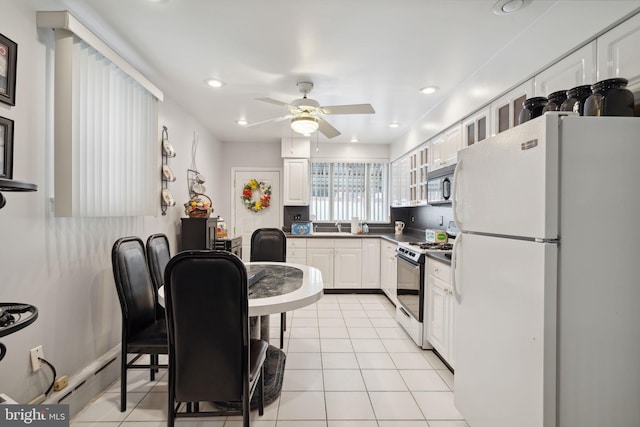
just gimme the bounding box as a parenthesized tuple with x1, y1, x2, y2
(351, 217, 360, 234)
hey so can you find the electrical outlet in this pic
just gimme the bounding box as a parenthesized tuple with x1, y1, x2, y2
(30, 346, 44, 372)
(410, 216, 415, 223)
(438, 215, 444, 226)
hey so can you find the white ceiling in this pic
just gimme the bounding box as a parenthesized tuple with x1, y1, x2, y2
(48, 0, 640, 146)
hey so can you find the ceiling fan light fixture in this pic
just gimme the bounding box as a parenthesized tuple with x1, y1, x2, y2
(291, 115, 319, 135)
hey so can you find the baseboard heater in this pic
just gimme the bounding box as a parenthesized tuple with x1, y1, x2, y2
(42, 345, 120, 418)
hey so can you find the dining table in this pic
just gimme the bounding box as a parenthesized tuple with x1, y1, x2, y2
(157, 261, 324, 407)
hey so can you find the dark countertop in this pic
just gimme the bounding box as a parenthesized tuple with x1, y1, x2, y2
(286, 230, 426, 245)
(426, 252, 452, 265)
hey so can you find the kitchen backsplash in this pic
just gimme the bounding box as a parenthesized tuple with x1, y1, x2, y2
(391, 205, 453, 233)
(284, 205, 452, 234)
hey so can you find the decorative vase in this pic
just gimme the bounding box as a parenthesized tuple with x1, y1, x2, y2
(542, 90, 568, 113)
(560, 85, 592, 115)
(584, 77, 635, 117)
(518, 97, 548, 124)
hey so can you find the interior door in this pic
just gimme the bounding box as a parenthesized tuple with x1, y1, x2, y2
(453, 232, 557, 427)
(233, 169, 281, 261)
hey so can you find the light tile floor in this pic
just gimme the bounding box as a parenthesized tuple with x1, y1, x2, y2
(71, 293, 468, 427)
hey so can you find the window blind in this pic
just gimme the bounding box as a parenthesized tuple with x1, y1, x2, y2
(311, 161, 389, 222)
(71, 37, 156, 216)
(39, 11, 163, 217)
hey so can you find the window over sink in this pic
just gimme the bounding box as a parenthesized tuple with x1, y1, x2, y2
(310, 161, 389, 223)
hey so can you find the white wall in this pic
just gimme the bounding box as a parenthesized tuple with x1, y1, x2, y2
(0, 0, 222, 403)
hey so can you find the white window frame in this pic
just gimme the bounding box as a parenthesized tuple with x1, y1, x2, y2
(310, 161, 389, 223)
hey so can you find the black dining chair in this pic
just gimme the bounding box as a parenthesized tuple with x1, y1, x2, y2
(111, 236, 168, 412)
(250, 228, 287, 348)
(164, 250, 268, 427)
(146, 233, 171, 290)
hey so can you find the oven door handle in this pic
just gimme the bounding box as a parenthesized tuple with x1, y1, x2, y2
(395, 254, 421, 268)
(398, 306, 412, 319)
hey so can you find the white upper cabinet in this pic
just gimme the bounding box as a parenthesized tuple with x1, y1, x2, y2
(429, 124, 462, 171)
(597, 12, 640, 102)
(490, 78, 535, 136)
(281, 137, 311, 158)
(534, 42, 596, 97)
(462, 106, 491, 148)
(283, 158, 309, 206)
(391, 155, 410, 206)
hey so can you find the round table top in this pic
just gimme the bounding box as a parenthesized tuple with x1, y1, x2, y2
(158, 262, 324, 317)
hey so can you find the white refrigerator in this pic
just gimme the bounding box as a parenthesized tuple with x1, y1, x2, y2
(451, 113, 640, 427)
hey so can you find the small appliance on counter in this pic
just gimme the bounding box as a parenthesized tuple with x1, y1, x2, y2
(291, 221, 313, 235)
(395, 221, 405, 234)
(425, 229, 448, 243)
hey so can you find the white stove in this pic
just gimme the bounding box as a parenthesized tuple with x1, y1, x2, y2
(396, 241, 453, 263)
(395, 241, 453, 349)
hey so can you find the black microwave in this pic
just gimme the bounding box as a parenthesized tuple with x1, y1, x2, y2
(427, 164, 456, 205)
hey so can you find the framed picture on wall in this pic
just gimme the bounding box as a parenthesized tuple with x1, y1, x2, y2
(0, 116, 14, 179)
(0, 33, 17, 106)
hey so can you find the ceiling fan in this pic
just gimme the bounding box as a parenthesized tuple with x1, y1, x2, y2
(246, 82, 375, 138)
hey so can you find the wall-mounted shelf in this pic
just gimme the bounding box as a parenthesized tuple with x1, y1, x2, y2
(0, 178, 37, 192)
(160, 126, 176, 216)
(0, 178, 37, 210)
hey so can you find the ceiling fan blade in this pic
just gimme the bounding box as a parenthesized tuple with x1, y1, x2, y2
(317, 117, 341, 139)
(320, 104, 375, 115)
(256, 97, 294, 108)
(245, 115, 292, 128)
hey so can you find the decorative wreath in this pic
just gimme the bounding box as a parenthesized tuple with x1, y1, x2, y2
(241, 179, 271, 212)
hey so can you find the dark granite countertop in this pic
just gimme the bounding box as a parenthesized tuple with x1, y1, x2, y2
(426, 252, 452, 265)
(286, 230, 425, 245)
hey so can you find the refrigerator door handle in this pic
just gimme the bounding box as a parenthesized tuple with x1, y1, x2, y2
(452, 159, 462, 229)
(451, 232, 461, 303)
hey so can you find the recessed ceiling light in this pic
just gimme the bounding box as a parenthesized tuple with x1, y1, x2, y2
(492, 0, 530, 15)
(350, 137, 359, 143)
(236, 119, 248, 126)
(388, 123, 400, 128)
(419, 86, 439, 95)
(206, 78, 225, 88)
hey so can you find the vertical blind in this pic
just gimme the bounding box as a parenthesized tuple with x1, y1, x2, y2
(310, 162, 389, 222)
(70, 37, 156, 216)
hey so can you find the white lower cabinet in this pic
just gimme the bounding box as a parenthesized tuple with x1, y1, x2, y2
(334, 239, 362, 288)
(301, 237, 386, 290)
(306, 239, 334, 288)
(380, 241, 398, 304)
(361, 239, 381, 288)
(425, 257, 455, 368)
(286, 238, 307, 265)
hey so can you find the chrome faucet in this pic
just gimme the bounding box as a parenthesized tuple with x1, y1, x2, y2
(335, 222, 342, 232)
